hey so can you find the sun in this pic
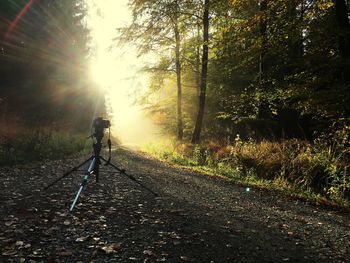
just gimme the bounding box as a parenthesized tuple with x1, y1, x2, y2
(86, 0, 129, 88)
(90, 56, 117, 88)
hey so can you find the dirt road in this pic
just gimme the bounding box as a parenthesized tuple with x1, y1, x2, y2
(1, 147, 349, 262)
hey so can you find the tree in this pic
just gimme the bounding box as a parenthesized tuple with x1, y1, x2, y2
(124, 0, 349, 142)
(174, 0, 184, 140)
(259, 0, 268, 83)
(0, 0, 94, 129)
(191, 0, 209, 144)
(122, 0, 187, 140)
(334, 0, 350, 81)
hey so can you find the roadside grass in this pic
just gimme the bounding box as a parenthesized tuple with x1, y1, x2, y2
(141, 138, 350, 209)
(0, 129, 92, 166)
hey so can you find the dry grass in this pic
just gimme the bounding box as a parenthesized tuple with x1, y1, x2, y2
(205, 139, 349, 200)
(0, 113, 26, 141)
(0, 115, 90, 166)
(143, 136, 349, 203)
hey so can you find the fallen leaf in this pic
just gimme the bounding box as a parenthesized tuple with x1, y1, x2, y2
(2, 250, 16, 256)
(170, 232, 181, 239)
(101, 243, 121, 254)
(75, 236, 88, 242)
(15, 241, 24, 246)
(5, 221, 14, 227)
(24, 244, 31, 249)
(143, 249, 154, 256)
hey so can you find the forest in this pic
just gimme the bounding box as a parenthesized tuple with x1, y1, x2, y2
(122, 0, 350, 142)
(0, 0, 100, 130)
(122, 0, 350, 203)
(1, 2, 350, 262)
(1, 0, 350, 203)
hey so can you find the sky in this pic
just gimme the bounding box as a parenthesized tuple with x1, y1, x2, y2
(86, 0, 160, 146)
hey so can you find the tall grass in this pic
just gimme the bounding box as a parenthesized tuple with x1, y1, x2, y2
(0, 130, 91, 166)
(141, 132, 349, 205)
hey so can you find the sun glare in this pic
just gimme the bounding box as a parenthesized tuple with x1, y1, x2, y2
(86, 0, 160, 146)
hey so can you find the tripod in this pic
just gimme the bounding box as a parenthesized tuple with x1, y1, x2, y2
(44, 117, 157, 211)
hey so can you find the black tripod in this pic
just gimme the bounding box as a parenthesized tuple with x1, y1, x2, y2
(44, 117, 157, 212)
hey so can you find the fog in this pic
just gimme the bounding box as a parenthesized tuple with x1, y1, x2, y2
(86, 0, 161, 147)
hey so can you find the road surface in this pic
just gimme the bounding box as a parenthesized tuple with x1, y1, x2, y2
(1, 147, 349, 262)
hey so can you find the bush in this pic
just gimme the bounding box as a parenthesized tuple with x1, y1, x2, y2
(0, 130, 90, 165)
(141, 132, 349, 203)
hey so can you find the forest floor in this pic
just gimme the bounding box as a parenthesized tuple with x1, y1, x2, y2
(1, 147, 350, 262)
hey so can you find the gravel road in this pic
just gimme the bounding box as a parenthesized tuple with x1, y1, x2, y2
(1, 147, 349, 262)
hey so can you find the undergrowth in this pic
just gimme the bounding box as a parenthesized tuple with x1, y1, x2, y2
(141, 130, 350, 207)
(0, 130, 91, 166)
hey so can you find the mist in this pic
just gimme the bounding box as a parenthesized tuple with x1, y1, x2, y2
(86, 0, 161, 147)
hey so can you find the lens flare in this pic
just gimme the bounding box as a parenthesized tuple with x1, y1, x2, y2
(5, 0, 34, 40)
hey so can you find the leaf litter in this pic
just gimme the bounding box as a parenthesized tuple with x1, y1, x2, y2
(0, 148, 349, 262)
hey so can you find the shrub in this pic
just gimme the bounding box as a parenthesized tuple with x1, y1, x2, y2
(141, 133, 349, 203)
(0, 130, 89, 165)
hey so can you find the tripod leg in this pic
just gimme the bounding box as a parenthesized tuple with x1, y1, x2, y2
(70, 157, 96, 211)
(100, 157, 158, 197)
(43, 156, 94, 191)
(100, 157, 125, 174)
(95, 156, 100, 183)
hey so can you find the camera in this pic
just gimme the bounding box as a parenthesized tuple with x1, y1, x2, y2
(92, 117, 110, 142)
(93, 117, 110, 130)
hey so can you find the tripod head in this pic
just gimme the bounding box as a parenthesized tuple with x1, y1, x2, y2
(92, 117, 110, 143)
(92, 117, 111, 157)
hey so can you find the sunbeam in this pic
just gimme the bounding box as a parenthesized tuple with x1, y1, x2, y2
(86, 0, 160, 147)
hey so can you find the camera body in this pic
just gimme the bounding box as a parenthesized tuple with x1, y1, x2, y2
(93, 117, 110, 130)
(92, 117, 110, 144)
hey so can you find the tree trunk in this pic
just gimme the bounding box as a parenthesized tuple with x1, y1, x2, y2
(334, 0, 350, 81)
(196, 17, 201, 97)
(335, 0, 350, 59)
(174, 3, 183, 140)
(191, 0, 209, 144)
(287, 0, 303, 60)
(257, 0, 271, 119)
(259, 0, 268, 83)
